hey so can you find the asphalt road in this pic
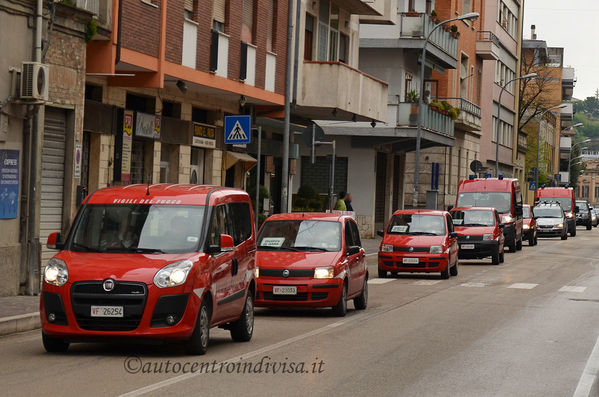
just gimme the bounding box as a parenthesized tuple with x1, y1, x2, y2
(2, 227, 599, 397)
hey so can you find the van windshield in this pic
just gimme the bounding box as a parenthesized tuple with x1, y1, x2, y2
(537, 197, 572, 211)
(69, 204, 205, 253)
(457, 192, 511, 213)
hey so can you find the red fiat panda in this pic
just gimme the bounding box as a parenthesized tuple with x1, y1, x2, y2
(450, 207, 505, 265)
(377, 210, 459, 279)
(41, 184, 256, 355)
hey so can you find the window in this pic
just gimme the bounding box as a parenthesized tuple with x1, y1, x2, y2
(300, 156, 348, 194)
(241, 0, 255, 43)
(595, 186, 599, 200)
(192, 107, 208, 123)
(498, 1, 518, 38)
(339, 33, 349, 64)
(462, 0, 472, 13)
(304, 14, 315, 61)
(207, 205, 232, 248)
(162, 101, 181, 118)
(344, 222, 354, 248)
(460, 54, 469, 99)
(404, 72, 413, 100)
(328, 3, 339, 61)
(184, 0, 195, 19)
(317, 1, 330, 61)
(212, 0, 226, 31)
(349, 220, 361, 247)
(266, 0, 276, 52)
(229, 202, 252, 245)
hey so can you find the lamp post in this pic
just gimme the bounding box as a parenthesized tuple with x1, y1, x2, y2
(495, 73, 537, 177)
(535, 104, 567, 194)
(412, 11, 480, 208)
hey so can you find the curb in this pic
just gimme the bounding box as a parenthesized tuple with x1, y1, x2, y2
(0, 312, 40, 337)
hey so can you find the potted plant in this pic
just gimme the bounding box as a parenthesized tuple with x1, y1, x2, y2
(448, 107, 460, 120)
(405, 90, 420, 122)
(450, 24, 459, 38)
(430, 9, 437, 21)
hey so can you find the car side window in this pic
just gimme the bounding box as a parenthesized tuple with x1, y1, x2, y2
(446, 216, 454, 233)
(229, 202, 252, 245)
(496, 212, 501, 225)
(344, 221, 354, 249)
(207, 205, 228, 247)
(349, 220, 362, 247)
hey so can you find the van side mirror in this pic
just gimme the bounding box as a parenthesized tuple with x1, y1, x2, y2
(46, 232, 64, 250)
(449, 232, 458, 239)
(220, 234, 234, 252)
(377, 230, 385, 238)
(347, 246, 360, 256)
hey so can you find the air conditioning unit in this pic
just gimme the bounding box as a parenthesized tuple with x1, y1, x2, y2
(20, 62, 49, 101)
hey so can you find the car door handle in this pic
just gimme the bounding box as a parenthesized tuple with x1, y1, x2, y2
(232, 258, 239, 276)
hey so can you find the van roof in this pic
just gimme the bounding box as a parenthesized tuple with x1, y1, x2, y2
(458, 178, 519, 193)
(536, 187, 574, 198)
(85, 184, 250, 206)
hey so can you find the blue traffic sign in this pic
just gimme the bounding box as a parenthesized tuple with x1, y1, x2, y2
(224, 115, 251, 144)
(528, 181, 536, 191)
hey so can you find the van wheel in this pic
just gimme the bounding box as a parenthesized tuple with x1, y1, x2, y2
(499, 252, 505, 263)
(516, 237, 522, 250)
(332, 281, 348, 317)
(42, 332, 69, 353)
(450, 260, 458, 276)
(587, 222, 592, 230)
(186, 300, 210, 355)
(378, 269, 387, 278)
(561, 233, 568, 240)
(441, 261, 450, 279)
(507, 239, 516, 252)
(230, 293, 254, 342)
(492, 249, 500, 265)
(571, 227, 577, 237)
(528, 234, 535, 246)
(353, 277, 368, 310)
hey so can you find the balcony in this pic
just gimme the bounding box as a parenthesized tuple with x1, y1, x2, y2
(560, 136, 572, 152)
(476, 31, 501, 60)
(360, 12, 458, 69)
(562, 67, 576, 100)
(344, 0, 384, 16)
(392, 103, 454, 138)
(360, 0, 396, 25)
(76, 0, 112, 32)
(560, 103, 573, 129)
(296, 61, 388, 122)
(436, 97, 481, 132)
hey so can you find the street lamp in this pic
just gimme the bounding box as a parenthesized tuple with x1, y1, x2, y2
(413, 11, 480, 208)
(535, 104, 567, 194)
(495, 73, 537, 177)
(562, 122, 583, 135)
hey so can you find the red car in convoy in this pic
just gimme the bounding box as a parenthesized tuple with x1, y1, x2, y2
(41, 184, 257, 355)
(255, 213, 368, 316)
(535, 186, 577, 236)
(377, 210, 459, 279)
(450, 207, 505, 265)
(522, 204, 538, 246)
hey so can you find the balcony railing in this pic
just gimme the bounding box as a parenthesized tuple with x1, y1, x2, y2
(477, 31, 501, 47)
(390, 102, 454, 138)
(398, 13, 458, 58)
(436, 97, 481, 132)
(476, 31, 501, 60)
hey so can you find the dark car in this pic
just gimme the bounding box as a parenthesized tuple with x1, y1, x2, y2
(522, 204, 538, 246)
(534, 203, 568, 240)
(576, 200, 593, 230)
(590, 206, 598, 227)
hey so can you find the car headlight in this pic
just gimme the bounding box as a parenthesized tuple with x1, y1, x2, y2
(314, 266, 334, 279)
(381, 244, 394, 253)
(566, 212, 573, 218)
(482, 234, 493, 241)
(502, 215, 513, 223)
(255, 267, 259, 279)
(44, 258, 68, 286)
(430, 245, 443, 254)
(154, 260, 193, 288)
(557, 223, 564, 229)
(523, 224, 530, 230)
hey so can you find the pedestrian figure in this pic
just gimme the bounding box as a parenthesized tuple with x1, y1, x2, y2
(344, 193, 354, 212)
(334, 191, 347, 211)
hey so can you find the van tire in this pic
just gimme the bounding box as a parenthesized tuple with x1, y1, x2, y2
(571, 226, 577, 237)
(332, 281, 348, 317)
(492, 250, 500, 265)
(42, 333, 69, 353)
(561, 232, 568, 240)
(230, 293, 254, 342)
(450, 260, 458, 276)
(186, 300, 210, 355)
(441, 261, 450, 279)
(516, 237, 522, 251)
(587, 222, 592, 230)
(499, 251, 505, 263)
(528, 233, 535, 246)
(378, 269, 387, 278)
(507, 239, 516, 253)
(353, 277, 368, 310)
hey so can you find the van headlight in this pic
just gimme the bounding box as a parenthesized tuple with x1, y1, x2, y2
(381, 244, 394, 253)
(482, 234, 493, 241)
(430, 246, 443, 254)
(314, 267, 334, 279)
(154, 260, 193, 288)
(44, 258, 68, 286)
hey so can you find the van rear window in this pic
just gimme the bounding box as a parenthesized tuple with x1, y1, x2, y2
(537, 197, 572, 211)
(70, 204, 205, 253)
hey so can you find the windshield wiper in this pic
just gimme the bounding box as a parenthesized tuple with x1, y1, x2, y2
(133, 247, 166, 254)
(293, 246, 329, 252)
(71, 242, 98, 252)
(462, 223, 490, 227)
(258, 246, 303, 251)
(408, 232, 439, 236)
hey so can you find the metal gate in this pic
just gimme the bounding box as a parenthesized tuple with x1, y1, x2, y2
(40, 108, 67, 264)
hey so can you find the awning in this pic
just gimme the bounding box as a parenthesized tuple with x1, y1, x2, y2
(224, 151, 257, 171)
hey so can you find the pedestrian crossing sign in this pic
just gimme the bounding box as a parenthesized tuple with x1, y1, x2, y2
(224, 115, 251, 144)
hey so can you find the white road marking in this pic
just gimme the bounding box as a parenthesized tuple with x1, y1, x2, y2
(460, 282, 486, 288)
(559, 286, 587, 293)
(413, 280, 442, 286)
(365, 252, 378, 257)
(573, 335, 599, 397)
(368, 278, 395, 285)
(507, 283, 539, 290)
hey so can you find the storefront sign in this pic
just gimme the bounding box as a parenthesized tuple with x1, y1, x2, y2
(135, 112, 161, 140)
(122, 110, 134, 182)
(192, 122, 216, 149)
(74, 143, 82, 180)
(0, 150, 19, 219)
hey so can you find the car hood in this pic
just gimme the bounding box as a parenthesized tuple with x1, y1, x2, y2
(54, 251, 202, 284)
(256, 251, 340, 270)
(383, 235, 446, 247)
(536, 218, 564, 226)
(454, 226, 496, 235)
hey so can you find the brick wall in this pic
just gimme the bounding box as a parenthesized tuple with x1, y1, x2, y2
(166, 0, 184, 64)
(121, 0, 161, 58)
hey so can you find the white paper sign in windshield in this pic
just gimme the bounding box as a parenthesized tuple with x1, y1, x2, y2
(260, 237, 285, 247)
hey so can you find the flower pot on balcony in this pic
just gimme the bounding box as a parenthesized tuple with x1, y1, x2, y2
(409, 104, 419, 123)
(405, 11, 420, 17)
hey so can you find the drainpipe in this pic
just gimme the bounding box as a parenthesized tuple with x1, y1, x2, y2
(25, 0, 44, 294)
(115, 0, 123, 64)
(292, 0, 301, 104)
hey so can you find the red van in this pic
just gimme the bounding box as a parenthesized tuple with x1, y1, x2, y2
(255, 213, 368, 316)
(377, 210, 459, 279)
(41, 184, 256, 355)
(456, 176, 523, 252)
(535, 187, 577, 236)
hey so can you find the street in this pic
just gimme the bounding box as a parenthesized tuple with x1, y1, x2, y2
(1, 229, 599, 397)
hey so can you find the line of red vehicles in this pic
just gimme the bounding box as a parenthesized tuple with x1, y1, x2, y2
(377, 176, 582, 280)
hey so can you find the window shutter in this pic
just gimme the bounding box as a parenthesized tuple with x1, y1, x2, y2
(184, 0, 194, 12)
(213, 0, 226, 24)
(242, 0, 254, 31)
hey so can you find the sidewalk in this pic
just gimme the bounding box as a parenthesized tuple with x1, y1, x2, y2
(362, 237, 382, 255)
(0, 295, 40, 336)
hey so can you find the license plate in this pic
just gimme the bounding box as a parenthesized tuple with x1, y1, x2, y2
(91, 306, 124, 317)
(403, 257, 419, 264)
(273, 286, 297, 295)
(461, 244, 475, 250)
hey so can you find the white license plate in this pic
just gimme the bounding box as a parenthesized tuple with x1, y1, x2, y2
(403, 257, 419, 264)
(461, 244, 475, 250)
(273, 286, 297, 295)
(91, 306, 124, 318)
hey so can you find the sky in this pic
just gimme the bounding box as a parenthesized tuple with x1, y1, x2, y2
(523, 0, 599, 100)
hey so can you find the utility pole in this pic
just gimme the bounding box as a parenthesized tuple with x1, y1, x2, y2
(280, 0, 295, 213)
